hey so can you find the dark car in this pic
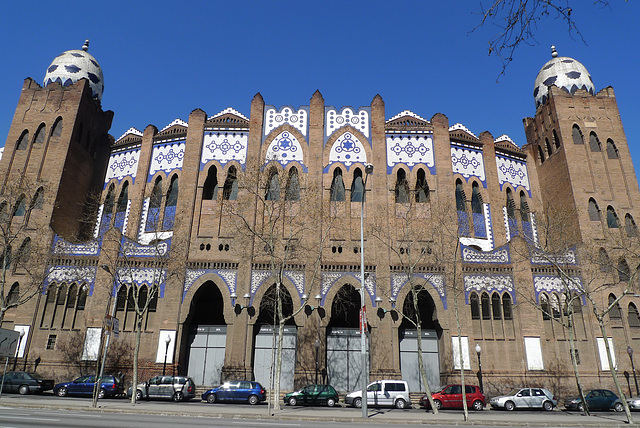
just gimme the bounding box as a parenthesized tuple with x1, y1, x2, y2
(564, 389, 624, 412)
(53, 375, 123, 399)
(420, 384, 485, 411)
(202, 380, 266, 405)
(0, 371, 54, 395)
(127, 375, 196, 402)
(284, 384, 338, 407)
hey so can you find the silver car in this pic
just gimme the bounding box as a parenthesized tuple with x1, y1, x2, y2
(127, 375, 196, 402)
(490, 387, 556, 411)
(345, 380, 410, 409)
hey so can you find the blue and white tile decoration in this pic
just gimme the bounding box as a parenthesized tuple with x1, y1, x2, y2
(137, 198, 173, 245)
(390, 272, 446, 309)
(325, 107, 370, 145)
(451, 143, 486, 187)
(325, 132, 368, 172)
(148, 141, 185, 181)
(183, 268, 238, 303)
(115, 267, 166, 298)
(201, 132, 248, 169)
(320, 271, 377, 307)
(463, 274, 515, 304)
(530, 247, 577, 265)
(460, 203, 493, 251)
(265, 131, 306, 170)
(250, 269, 306, 305)
(44, 265, 97, 296)
(43, 47, 104, 100)
(533, 275, 584, 304)
(449, 123, 478, 138)
(386, 133, 435, 174)
(52, 235, 100, 256)
(106, 147, 140, 184)
(461, 245, 510, 264)
(122, 236, 170, 257)
(496, 155, 531, 197)
(264, 106, 309, 138)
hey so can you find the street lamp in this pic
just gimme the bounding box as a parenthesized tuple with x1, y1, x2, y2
(163, 335, 172, 375)
(314, 339, 320, 384)
(475, 343, 483, 393)
(12, 329, 25, 370)
(359, 163, 373, 419)
(628, 346, 639, 396)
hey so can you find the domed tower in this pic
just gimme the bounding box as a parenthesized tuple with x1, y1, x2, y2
(0, 40, 114, 240)
(523, 46, 640, 244)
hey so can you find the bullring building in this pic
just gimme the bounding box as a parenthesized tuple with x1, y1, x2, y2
(1, 41, 639, 395)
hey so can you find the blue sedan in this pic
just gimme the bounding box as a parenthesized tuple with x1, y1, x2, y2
(53, 375, 123, 399)
(202, 381, 266, 404)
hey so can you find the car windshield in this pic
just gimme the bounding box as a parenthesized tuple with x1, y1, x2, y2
(508, 388, 522, 396)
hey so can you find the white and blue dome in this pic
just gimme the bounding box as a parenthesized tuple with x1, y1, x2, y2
(43, 40, 104, 101)
(533, 46, 594, 108)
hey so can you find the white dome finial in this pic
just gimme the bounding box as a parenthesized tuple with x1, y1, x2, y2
(551, 45, 558, 58)
(82, 39, 89, 52)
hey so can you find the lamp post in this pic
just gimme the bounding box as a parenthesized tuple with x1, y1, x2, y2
(628, 346, 639, 396)
(475, 343, 483, 393)
(12, 329, 25, 370)
(314, 339, 320, 384)
(359, 163, 373, 419)
(163, 335, 172, 375)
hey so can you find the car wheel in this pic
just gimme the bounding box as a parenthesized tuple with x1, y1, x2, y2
(57, 387, 68, 397)
(18, 385, 29, 395)
(543, 400, 554, 411)
(135, 389, 143, 401)
(434, 399, 443, 410)
(505, 400, 515, 411)
(207, 393, 217, 404)
(248, 394, 259, 405)
(614, 402, 624, 412)
(173, 391, 184, 402)
(472, 400, 484, 411)
(354, 397, 362, 408)
(327, 397, 336, 407)
(98, 388, 106, 399)
(395, 398, 406, 409)
(577, 402, 585, 412)
(288, 396, 297, 406)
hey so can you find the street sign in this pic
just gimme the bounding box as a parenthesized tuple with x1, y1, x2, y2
(112, 317, 119, 338)
(0, 328, 20, 358)
(105, 315, 120, 337)
(359, 306, 367, 334)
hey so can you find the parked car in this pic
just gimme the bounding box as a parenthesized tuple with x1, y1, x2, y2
(202, 380, 266, 404)
(489, 387, 556, 411)
(564, 389, 624, 412)
(53, 375, 123, 399)
(127, 375, 196, 402)
(627, 396, 640, 411)
(284, 384, 338, 407)
(0, 371, 54, 395)
(419, 384, 485, 411)
(345, 380, 410, 409)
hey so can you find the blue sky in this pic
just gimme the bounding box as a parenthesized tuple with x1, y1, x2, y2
(1, 1, 638, 172)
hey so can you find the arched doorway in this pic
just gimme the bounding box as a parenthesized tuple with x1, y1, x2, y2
(253, 283, 297, 391)
(183, 281, 226, 386)
(399, 286, 442, 392)
(326, 283, 367, 393)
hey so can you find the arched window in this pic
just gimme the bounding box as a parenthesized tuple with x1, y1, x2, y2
(481, 292, 491, 320)
(545, 138, 553, 156)
(619, 259, 631, 282)
(415, 168, 429, 203)
(471, 182, 486, 237)
(139, 285, 148, 309)
(66, 284, 77, 309)
(626, 214, 638, 237)
(149, 177, 163, 209)
(506, 188, 516, 219)
(7, 283, 19, 305)
(126, 287, 136, 312)
(103, 184, 116, 216)
(33, 124, 46, 145)
(502, 294, 513, 320)
(16, 130, 29, 150)
(15, 238, 31, 267)
(606, 139, 619, 159)
(148, 287, 158, 312)
(537, 145, 545, 164)
(520, 191, 530, 222)
(163, 175, 179, 230)
(455, 180, 467, 212)
(51, 117, 63, 138)
(116, 182, 129, 214)
(491, 292, 502, 320)
(395, 169, 409, 203)
(540, 293, 551, 320)
(572, 125, 583, 145)
(589, 132, 601, 152)
(599, 248, 612, 272)
(13, 195, 26, 217)
(629, 303, 640, 327)
(222, 166, 238, 200)
(330, 168, 345, 202)
(202, 165, 218, 200)
(351, 168, 364, 202)
(588, 198, 600, 221)
(470, 292, 480, 320)
(551, 294, 561, 318)
(607, 206, 619, 228)
(31, 187, 44, 210)
(115, 286, 127, 312)
(265, 168, 280, 201)
(285, 167, 300, 201)
(76, 285, 88, 310)
(456, 179, 469, 236)
(609, 293, 622, 319)
(552, 129, 561, 150)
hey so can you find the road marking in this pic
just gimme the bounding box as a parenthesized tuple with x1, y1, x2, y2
(231, 422, 301, 427)
(0, 416, 60, 422)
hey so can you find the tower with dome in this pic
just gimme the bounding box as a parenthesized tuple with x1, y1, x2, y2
(0, 42, 638, 398)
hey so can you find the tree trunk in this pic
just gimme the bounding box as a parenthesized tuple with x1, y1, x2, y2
(598, 319, 633, 423)
(567, 308, 589, 416)
(131, 314, 142, 404)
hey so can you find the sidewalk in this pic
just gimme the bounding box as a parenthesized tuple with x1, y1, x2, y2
(0, 394, 638, 427)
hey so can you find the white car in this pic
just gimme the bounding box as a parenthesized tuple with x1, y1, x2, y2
(345, 380, 410, 409)
(490, 387, 556, 411)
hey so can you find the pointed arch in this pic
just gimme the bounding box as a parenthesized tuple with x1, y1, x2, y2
(502, 293, 513, 320)
(51, 117, 63, 138)
(16, 130, 29, 150)
(265, 167, 280, 201)
(31, 187, 44, 210)
(7, 282, 19, 305)
(606, 139, 619, 159)
(222, 165, 238, 200)
(506, 188, 516, 219)
(588, 198, 600, 221)
(545, 137, 552, 156)
(572, 124, 583, 145)
(491, 292, 502, 320)
(13, 195, 26, 217)
(589, 132, 601, 152)
(149, 177, 163, 209)
(116, 182, 129, 213)
(33, 124, 46, 145)
(163, 174, 179, 230)
(609, 293, 621, 319)
(481, 292, 491, 320)
(415, 168, 429, 203)
(16, 238, 31, 267)
(552, 129, 561, 150)
(470, 292, 480, 320)
(456, 179, 469, 236)
(618, 258, 631, 282)
(202, 165, 218, 200)
(599, 247, 612, 272)
(626, 214, 638, 237)
(395, 168, 409, 203)
(537, 145, 545, 164)
(350, 168, 364, 202)
(606, 205, 619, 228)
(103, 184, 116, 215)
(540, 293, 551, 320)
(471, 182, 486, 238)
(330, 167, 346, 202)
(629, 303, 640, 327)
(285, 167, 300, 201)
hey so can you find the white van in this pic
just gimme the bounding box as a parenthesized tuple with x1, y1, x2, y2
(345, 380, 411, 409)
